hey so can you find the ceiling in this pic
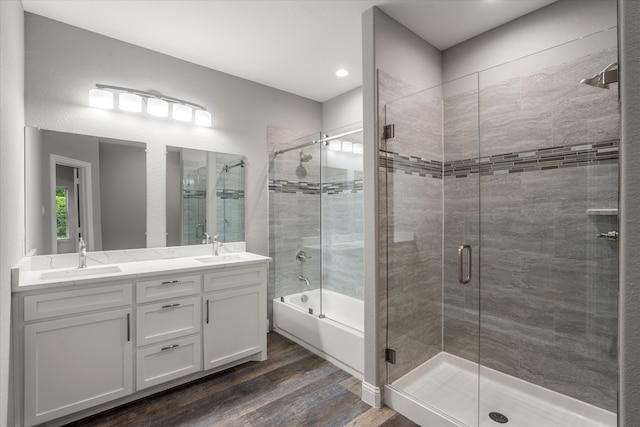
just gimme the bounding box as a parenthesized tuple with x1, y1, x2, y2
(21, 0, 555, 103)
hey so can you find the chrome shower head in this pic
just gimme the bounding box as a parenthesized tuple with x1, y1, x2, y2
(580, 62, 618, 89)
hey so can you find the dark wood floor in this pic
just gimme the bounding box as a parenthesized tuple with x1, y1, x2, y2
(64, 332, 418, 427)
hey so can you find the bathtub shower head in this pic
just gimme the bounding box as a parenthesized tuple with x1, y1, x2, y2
(580, 62, 618, 89)
(296, 149, 309, 179)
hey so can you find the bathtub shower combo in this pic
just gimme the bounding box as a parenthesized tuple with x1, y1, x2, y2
(269, 124, 365, 379)
(381, 29, 619, 426)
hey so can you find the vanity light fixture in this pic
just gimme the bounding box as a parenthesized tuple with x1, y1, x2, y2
(88, 88, 114, 109)
(88, 84, 212, 127)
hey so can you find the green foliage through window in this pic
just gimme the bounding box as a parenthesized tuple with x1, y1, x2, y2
(56, 187, 68, 239)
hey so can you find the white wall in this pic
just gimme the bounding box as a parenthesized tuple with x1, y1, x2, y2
(619, 1, 640, 424)
(0, 2, 25, 426)
(25, 13, 322, 256)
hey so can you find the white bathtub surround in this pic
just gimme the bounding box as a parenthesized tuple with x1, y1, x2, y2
(386, 352, 616, 427)
(273, 289, 364, 379)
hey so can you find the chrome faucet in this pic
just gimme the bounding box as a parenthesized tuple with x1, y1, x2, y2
(78, 237, 87, 269)
(203, 232, 211, 244)
(213, 234, 219, 256)
(298, 275, 310, 286)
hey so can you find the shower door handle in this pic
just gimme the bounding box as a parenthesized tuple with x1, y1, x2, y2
(458, 245, 471, 284)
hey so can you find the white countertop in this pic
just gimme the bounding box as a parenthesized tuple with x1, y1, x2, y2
(12, 244, 270, 292)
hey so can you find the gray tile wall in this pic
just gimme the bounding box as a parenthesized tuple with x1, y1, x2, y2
(380, 44, 619, 412)
(267, 127, 365, 327)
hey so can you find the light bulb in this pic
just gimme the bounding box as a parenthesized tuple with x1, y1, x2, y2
(328, 140, 341, 151)
(342, 140, 353, 152)
(147, 98, 169, 117)
(172, 104, 192, 122)
(89, 89, 114, 109)
(194, 110, 212, 127)
(353, 143, 363, 154)
(335, 69, 349, 77)
(118, 92, 142, 112)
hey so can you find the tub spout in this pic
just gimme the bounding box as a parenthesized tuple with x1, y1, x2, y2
(298, 275, 310, 286)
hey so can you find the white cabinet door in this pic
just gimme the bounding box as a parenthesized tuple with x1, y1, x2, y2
(24, 309, 133, 427)
(203, 285, 263, 370)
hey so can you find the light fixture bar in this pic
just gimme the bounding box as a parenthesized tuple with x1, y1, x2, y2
(95, 84, 206, 110)
(91, 84, 211, 127)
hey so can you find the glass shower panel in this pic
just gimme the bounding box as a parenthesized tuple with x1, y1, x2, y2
(216, 154, 245, 243)
(384, 72, 481, 425)
(478, 28, 618, 425)
(271, 133, 323, 314)
(182, 155, 208, 245)
(321, 124, 364, 326)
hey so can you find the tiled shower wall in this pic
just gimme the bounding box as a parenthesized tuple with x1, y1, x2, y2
(382, 35, 619, 411)
(267, 128, 364, 326)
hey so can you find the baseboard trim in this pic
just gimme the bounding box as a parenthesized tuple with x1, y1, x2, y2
(361, 381, 382, 408)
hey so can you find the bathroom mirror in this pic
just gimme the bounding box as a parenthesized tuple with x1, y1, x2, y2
(25, 128, 147, 255)
(166, 147, 245, 246)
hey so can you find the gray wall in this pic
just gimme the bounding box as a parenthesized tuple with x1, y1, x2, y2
(619, 1, 640, 424)
(25, 13, 322, 256)
(322, 87, 363, 131)
(0, 2, 25, 426)
(362, 6, 443, 400)
(99, 141, 146, 250)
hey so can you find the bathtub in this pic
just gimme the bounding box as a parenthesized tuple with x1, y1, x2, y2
(273, 289, 364, 379)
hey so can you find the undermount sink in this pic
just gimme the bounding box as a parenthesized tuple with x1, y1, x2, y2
(194, 254, 241, 264)
(39, 265, 123, 281)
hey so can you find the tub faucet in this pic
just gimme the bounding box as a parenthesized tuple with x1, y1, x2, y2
(213, 234, 219, 256)
(298, 275, 310, 286)
(78, 237, 87, 269)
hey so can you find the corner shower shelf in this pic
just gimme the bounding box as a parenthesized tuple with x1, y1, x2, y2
(586, 208, 618, 216)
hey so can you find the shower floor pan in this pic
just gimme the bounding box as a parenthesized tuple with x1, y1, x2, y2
(385, 352, 615, 427)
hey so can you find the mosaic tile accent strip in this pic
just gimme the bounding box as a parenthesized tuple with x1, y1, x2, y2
(269, 179, 363, 195)
(380, 139, 619, 178)
(216, 189, 245, 200)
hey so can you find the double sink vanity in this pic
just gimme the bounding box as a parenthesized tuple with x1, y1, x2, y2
(11, 244, 270, 426)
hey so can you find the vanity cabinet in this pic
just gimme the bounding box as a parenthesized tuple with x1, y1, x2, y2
(13, 256, 269, 427)
(135, 275, 203, 390)
(21, 286, 133, 427)
(203, 265, 267, 370)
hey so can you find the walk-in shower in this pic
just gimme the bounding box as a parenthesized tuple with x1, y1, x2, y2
(382, 28, 618, 427)
(269, 123, 364, 378)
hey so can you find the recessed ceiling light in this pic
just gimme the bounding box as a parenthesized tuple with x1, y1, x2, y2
(335, 69, 349, 77)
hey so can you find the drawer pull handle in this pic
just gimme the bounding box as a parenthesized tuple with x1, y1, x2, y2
(206, 299, 210, 324)
(161, 280, 180, 285)
(126, 313, 131, 342)
(160, 344, 180, 352)
(161, 303, 181, 309)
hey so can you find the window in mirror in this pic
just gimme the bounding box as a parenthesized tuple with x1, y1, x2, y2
(55, 187, 69, 239)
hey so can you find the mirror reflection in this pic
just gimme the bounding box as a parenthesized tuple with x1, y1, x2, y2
(166, 147, 245, 246)
(25, 128, 147, 255)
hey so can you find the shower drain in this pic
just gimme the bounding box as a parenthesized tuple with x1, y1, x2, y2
(489, 412, 509, 424)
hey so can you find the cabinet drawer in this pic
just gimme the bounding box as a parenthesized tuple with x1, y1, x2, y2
(136, 296, 201, 346)
(24, 284, 132, 322)
(136, 335, 202, 391)
(203, 266, 265, 293)
(136, 275, 201, 303)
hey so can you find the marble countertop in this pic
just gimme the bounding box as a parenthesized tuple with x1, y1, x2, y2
(12, 243, 270, 292)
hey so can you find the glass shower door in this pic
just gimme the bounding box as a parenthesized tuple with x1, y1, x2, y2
(477, 29, 619, 426)
(271, 133, 323, 314)
(383, 72, 481, 426)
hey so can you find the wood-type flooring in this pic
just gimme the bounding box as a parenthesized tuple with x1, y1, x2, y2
(64, 332, 418, 427)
